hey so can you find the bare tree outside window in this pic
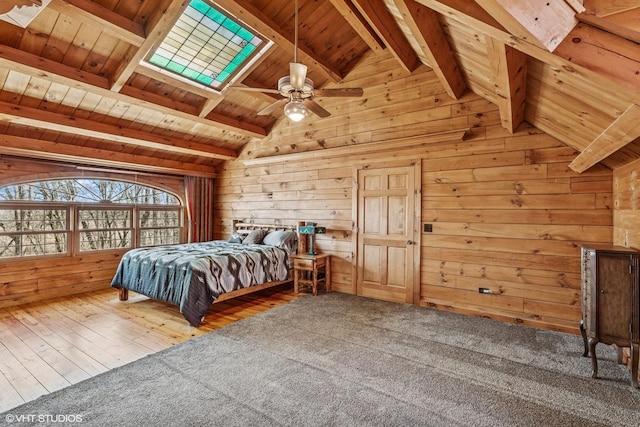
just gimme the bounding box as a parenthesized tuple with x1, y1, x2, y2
(0, 179, 183, 258)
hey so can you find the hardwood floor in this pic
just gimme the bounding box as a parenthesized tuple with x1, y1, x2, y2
(0, 284, 301, 413)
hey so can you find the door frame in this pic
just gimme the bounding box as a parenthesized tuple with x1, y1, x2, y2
(351, 160, 422, 304)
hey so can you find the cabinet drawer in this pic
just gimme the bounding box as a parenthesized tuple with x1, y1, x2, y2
(294, 258, 314, 270)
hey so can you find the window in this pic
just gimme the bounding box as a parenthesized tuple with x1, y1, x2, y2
(0, 206, 68, 257)
(0, 179, 184, 259)
(144, 0, 267, 90)
(139, 208, 182, 247)
(78, 207, 133, 252)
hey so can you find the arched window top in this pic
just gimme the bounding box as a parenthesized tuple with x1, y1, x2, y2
(0, 179, 180, 205)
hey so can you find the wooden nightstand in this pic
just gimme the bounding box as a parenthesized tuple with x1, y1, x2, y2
(291, 253, 331, 296)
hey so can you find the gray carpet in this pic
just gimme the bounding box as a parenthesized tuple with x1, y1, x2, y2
(2, 293, 640, 426)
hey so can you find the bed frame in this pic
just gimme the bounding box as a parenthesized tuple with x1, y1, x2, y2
(117, 220, 305, 305)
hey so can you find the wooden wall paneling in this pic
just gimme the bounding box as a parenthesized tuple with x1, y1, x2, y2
(0, 251, 123, 308)
(215, 54, 614, 333)
(421, 258, 581, 289)
(613, 158, 640, 249)
(421, 125, 612, 332)
(424, 233, 595, 257)
(422, 269, 579, 304)
(370, 116, 469, 142)
(0, 38, 616, 334)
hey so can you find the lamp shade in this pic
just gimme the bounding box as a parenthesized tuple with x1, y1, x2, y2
(297, 223, 326, 255)
(284, 99, 307, 122)
(297, 224, 326, 235)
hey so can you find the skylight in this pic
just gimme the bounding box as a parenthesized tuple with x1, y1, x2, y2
(145, 0, 265, 90)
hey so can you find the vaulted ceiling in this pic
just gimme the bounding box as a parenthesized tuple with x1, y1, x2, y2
(0, 0, 640, 177)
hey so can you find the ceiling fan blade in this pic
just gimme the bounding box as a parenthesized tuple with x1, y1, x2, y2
(227, 86, 281, 94)
(257, 98, 287, 116)
(313, 87, 364, 97)
(304, 99, 331, 118)
(290, 62, 308, 90)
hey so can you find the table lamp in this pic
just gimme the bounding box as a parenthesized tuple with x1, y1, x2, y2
(297, 222, 326, 255)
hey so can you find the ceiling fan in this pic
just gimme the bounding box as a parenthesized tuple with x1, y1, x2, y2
(231, 0, 363, 122)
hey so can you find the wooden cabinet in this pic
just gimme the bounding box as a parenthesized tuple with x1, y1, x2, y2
(580, 245, 639, 388)
(291, 253, 331, 296)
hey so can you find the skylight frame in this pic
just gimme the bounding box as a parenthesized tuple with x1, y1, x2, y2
(143, 0, 269, 92)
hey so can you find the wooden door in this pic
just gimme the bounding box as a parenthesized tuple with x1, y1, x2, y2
(596, 252, 633, 344)
(356, 164, 420, 304)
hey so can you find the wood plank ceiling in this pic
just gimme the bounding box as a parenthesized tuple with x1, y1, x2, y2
(0, 0, 640, 177)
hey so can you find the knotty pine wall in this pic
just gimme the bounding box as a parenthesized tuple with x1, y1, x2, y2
(215, 53, 614, 334)
(0, 156, 186, 308)
(614, 159, 640, 248)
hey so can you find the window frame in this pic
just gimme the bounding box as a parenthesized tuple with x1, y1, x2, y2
(137, 206, 184, 248)
(0, 180, 186, 261)
(142, 0, 271, 91)
(77, 205, 135, 253)
(0, 201, 72, 259)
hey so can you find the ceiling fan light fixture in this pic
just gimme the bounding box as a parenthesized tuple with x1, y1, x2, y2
(284, 99, 308, 122)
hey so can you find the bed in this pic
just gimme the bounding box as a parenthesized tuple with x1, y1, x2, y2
(111, 221, 302, 326)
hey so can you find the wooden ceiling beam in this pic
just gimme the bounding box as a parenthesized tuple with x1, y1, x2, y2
(133, 63, 225, 118)
(0, 44, 268, 138)
(134, 63, 222, 101)
(569, 103, 640, 173)
(419, 0, 506, 30)
(198, 98, 225, 118)
(214, 0, 343, 82)
(0, 44, 110, 90)
(47, 0, 146, 46)
(0, 101, 238, 161)
(565, 0, 586, 14)
(0, 135, 216, 178)
(554, 23, 640, 95)
(119, 84, 266, 137)
(583, 0, 637, 17)
(392, 0, 466, 99)
(417, 0, 635, 109)
(328, 0, 385, 52)
(350, 0, 421, 73)
(486, 37, 527, 133)
(110, 0, 189, 92)
(473, 0, 577, 52)
(576, 12, 640, 44)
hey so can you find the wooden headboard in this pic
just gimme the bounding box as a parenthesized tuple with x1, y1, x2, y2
(233, 220, 298, 233)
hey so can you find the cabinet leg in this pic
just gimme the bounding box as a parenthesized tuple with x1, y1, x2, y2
(589, 338, 599, 379)
(579, 320, 589, 357)
(631, 343, 639, 389)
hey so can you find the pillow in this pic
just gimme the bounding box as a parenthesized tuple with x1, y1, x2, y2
(228, 233, 242, 244)
(242, 229, 267, 245)
(263, 230, 293, 247)
(263, 230, 297, 254)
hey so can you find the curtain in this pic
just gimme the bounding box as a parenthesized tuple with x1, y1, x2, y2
(184, 176, 215, 242)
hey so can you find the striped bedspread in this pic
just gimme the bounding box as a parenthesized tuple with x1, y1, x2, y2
(111, 241, 290, 326)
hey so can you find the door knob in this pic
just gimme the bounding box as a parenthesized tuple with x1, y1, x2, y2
(406, 240, 414, 245)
